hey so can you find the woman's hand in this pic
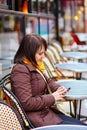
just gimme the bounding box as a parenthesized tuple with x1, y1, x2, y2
(52, 86, 67, 101)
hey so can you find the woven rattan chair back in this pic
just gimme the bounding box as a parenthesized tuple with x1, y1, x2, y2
(0, 101, 24, 130)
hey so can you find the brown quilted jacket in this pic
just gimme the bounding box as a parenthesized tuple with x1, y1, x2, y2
(11, 63, 63, 127)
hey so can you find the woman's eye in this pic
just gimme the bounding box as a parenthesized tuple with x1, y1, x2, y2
(39, 52, 44, 55)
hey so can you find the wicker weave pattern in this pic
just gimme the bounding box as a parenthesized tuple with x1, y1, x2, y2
(0, 102, 23, 130)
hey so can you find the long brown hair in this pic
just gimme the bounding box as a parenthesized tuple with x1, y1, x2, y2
(14, 33, 47, 66)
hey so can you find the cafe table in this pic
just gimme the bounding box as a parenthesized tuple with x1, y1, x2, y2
(56, 79, 87, 120)
(33, 124, 87, 130)
(55, 63, 87, 79)
(60, 52, 87, 62)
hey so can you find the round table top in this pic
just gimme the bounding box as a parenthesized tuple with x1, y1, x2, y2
(60, 52, 87, 60)
(56, 80, 87, 100)
(55, 63, 87, 73)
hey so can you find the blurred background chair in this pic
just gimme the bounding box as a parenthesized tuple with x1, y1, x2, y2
(50, 43, 69, 62)
(51, 42, 63, 54)
(45, 46, 74, 79)
(43, 54, 66, 80)
(48, 45, 62, 64)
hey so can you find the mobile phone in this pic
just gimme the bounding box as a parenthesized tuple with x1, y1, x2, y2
(67, 87, 71, 92)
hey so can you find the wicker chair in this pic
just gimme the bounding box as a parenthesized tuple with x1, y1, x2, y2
(47, 45, 74, 79)
(43, 55, 66, 80)
(0, 73, 34, 130)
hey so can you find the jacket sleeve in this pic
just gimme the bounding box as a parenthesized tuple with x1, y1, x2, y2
(11, 64, 55, 111)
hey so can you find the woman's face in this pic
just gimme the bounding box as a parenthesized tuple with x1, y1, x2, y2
(35, 45, 45, 62)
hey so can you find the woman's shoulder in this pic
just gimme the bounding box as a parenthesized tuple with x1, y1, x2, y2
(12, 63, 36, 72)
(12, 64, 29, 72)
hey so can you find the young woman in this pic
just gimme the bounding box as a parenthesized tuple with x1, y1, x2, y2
(11, 33, 86, 127)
